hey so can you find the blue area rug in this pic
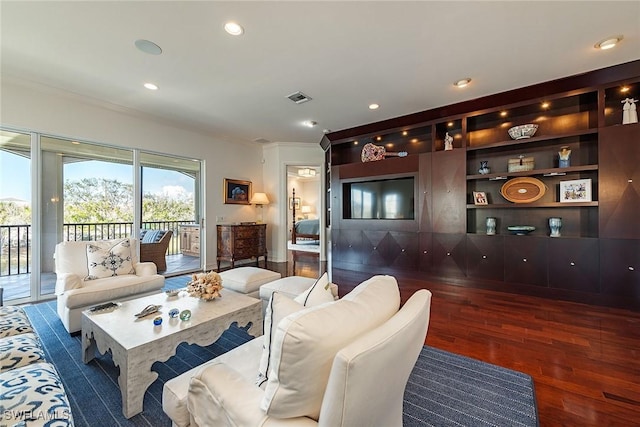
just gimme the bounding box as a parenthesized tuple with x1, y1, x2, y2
(23, 277, 538, 426)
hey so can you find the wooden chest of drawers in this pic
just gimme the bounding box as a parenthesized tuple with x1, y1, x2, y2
(216, 224, 267, 270)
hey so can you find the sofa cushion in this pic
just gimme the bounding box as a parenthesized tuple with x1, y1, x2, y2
(259, 276, 317, 302)
(219, 267, 281, 297)
(0, 307, 34, 338)
(60, 274, 165, 309)
(293, 272, 335, 306)
(141, 229, 167, 243)
(0, 332, 46, 373)
(0, 362, 73, 426)
(85, 238, 135, 280)
(260, 275, 400, 420)
(256, 293, 305, 387)
(55, 238, 140, 279)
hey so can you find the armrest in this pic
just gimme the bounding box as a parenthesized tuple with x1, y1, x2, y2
(133, 262, 158, 276)
(188, 362, 316, 427)
(55, 273, 82, 295)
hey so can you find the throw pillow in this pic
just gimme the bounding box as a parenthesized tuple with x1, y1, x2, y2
(293, 272, 335, 306)
(85, 238, 135, 280)
(260, 275, 401, 420)
(256, 293, 304, 387)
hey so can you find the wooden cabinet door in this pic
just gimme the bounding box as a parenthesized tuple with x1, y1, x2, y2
(547, 238, 599, 292)
(332, 229, 362, 268)
(600, 239, 640, 300)
(599, 123, 640, 239)
(466, 234, 504, 281)
(418, 232, 433, 273)
(504, 236, 548, 287)
(431, 150, 466, 234)
(418, 153, 433, 232)
(431, 233, 466, 278)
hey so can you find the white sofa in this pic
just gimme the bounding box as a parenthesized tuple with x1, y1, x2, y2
(163, 275, 432, 427)
(54, 238, 165, 333)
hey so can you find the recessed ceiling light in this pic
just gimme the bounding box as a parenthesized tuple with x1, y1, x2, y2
(594, 36, 622, 50)
(369, 103, 380, 110)
(302, 120, 317, 128)
(224, 22, 244, 36)
(144, 82, 158, 90)
(454, 78, 472, 88)
(134, 39, 162, 55)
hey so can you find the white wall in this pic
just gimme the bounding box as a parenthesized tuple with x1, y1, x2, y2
(1, 78, 265, 271)
(262, 143, 324, 262)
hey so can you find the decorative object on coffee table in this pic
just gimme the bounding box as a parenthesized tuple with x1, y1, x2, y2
(186, 271, 223, 301)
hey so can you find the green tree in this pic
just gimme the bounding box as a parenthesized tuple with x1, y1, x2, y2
(0, 202, 31, 225)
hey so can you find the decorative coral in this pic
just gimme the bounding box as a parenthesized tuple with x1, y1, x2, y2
(186, 271, 223, 301)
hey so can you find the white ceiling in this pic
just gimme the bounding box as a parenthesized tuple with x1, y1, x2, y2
(1, 1, 639, 146)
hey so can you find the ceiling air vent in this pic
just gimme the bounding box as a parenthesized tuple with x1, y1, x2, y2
(287, 91, 312, 104)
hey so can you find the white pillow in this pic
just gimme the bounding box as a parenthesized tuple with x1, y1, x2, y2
(293, 272, 335, 306)
(85, 238, 135, 281)
(257, 273, 337, 387)
(261, 275, 400, 420)
(256, 293, 304, 387)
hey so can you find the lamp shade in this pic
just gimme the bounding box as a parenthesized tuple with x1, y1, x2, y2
(250, 192, 270, 205)
(301, 205, 312, 213)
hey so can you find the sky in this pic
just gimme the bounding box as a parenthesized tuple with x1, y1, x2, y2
(0, 153, 194, 202)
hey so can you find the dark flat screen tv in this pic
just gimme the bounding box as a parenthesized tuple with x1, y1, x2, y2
(343, 177, 415, 219)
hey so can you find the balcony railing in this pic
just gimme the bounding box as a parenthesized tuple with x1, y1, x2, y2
(0, 220, 196, 277)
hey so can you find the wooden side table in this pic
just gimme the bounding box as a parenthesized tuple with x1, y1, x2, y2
(216, 224, 267, 270)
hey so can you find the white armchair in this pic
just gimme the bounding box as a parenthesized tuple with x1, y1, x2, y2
(163, 275, 432, 427)
(54, 238, 165, 333)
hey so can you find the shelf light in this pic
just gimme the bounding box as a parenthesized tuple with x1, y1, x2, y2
(541, 102, 550, 109)
(402, 131, 408, 136)
(447, 122, 454, 127)
(376, 136, 382, 141)
(621, 86, 630, 93)
(500, 111, 508, 117)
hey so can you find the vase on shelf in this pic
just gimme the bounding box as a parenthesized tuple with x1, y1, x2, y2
(478, 161, 490, 175)
(549, 217, 562, 237)
(558, 146, 571, 168)
(486, 217, 497, 235)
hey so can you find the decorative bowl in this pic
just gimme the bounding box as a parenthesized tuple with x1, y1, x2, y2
(507, 226, 536, 235)
(508, 124, 538, 140)
(165, 289, 181, 297)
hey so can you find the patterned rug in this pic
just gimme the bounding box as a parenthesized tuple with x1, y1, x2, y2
(23, 280, 538, 426)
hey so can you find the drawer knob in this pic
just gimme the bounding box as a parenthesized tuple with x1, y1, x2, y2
(401, 248, 405, 252)
(482, 255, 487, 259)
(523, 258, 527, 262)
(423, 250, 428, 254)
(373, 246, 377, 250)
(446, 252, 451, 256)
(629, 266, 635, 271)
(570, 262, 575, 266)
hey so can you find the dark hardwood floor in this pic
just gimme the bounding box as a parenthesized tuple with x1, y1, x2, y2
(268, 258, 640, 426)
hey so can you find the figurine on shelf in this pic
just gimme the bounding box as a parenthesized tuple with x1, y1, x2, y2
(622, 97, 638, 124)
(558, 146, 571, 168)
(478, 161, 490, 175)
(444, 132, 453, 151)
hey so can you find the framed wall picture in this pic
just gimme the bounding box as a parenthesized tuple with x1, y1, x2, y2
(289, 197, 301, 210)
(560, 178, 592, 203)
(473, 191, 488, 205)
(224, 178, 252, 204)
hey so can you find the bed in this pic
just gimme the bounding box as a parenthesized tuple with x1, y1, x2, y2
(288, 188, 320, 270)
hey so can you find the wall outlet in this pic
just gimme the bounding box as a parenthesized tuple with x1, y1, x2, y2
(216, 216, 225, 222)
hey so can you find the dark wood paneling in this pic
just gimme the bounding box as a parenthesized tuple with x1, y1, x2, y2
(504, 236, 548, 286)
(418, 232, 432, 273)
(331, 228, 362, 267)
(387, 231, 419, 269)
(548, 238, 599, 292)
(600, 239, 640, 300)
(466, 234, 504, 281)
(338, 154, 418, 179)
(431, 233, 466, 277)
(418, 153, 432, 232)
(431, 150, 466, 234)
(599, 123, 640, 239)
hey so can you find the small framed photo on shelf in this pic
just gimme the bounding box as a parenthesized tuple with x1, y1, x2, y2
(473, 191, 488, 205)
(224, 178, 252, 205)
(559, 178, 592, 203)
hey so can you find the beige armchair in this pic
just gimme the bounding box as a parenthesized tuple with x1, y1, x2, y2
(140, 230, 173, 271)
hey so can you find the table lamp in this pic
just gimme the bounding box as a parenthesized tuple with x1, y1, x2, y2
(301, 205, 312, 219)
(250, 192, 270, 223)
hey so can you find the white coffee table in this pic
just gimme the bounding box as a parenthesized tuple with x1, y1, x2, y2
(81, 289, 262, 419)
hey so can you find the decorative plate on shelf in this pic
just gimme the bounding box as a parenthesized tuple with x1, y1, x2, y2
(507, 226, 536, 235)
(500, 177, 546, 203)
